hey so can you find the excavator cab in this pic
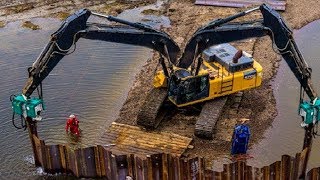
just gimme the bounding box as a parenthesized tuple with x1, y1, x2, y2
(168, 73, 209, 105)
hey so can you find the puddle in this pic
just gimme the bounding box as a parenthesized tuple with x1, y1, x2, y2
(117, 0, 170, 29)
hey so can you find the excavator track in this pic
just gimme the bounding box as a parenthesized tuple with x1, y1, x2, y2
(137, 88, 168, 129)
(195, 96, 228, 139)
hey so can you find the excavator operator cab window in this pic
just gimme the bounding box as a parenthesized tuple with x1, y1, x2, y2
(168, 74, 209, 105)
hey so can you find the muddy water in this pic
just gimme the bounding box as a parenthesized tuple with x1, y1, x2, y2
(249, 20, 320, 169)
(0, 16, 157, 177)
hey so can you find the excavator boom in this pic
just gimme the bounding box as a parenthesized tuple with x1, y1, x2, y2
(179, 4, 317, 101)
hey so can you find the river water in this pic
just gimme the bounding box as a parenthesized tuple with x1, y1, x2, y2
(249, 20, 320, 170)
(0, 18, 155, 178)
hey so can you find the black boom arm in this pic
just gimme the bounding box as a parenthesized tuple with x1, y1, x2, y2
(23, 9, 180, 97)
(178, 4, 317, 100)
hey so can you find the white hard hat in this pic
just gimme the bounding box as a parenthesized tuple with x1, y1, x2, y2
(69, 114, 75, 118)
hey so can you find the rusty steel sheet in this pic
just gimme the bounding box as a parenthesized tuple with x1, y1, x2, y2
(195, 0, 286, 11)
(99, 122, 192, 157)
(48, 145, 62, 172)
(82, 147, 97, 177)
(307, 168, 320, 180)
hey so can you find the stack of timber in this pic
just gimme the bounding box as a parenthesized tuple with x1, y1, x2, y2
(195, 0, 286, 11)
(99, 122, 192, 157)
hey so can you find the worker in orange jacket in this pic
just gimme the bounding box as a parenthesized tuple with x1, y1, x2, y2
(65, 114, 80, 136)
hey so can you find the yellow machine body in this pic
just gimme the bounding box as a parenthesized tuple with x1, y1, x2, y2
(153, 44, 263, 107)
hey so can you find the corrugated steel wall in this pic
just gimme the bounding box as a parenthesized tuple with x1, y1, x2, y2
(32, 135, 320, 179)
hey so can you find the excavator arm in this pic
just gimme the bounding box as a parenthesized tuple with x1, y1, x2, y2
(11, 8, 179, 126)
(23, 9, 180, 97)
(179, 4, 317, 101)
(179, 5, 318, 176)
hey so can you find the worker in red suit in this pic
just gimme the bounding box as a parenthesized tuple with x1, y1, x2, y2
(65, 114, 80, 136)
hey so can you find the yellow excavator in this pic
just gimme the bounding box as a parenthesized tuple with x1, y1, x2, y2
(136, 3, 320, 142)
(152, 43, 262, 107)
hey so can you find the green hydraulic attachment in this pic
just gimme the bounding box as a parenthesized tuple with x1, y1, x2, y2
(11, 94, 44, 120)
(299, 98, 320, 126)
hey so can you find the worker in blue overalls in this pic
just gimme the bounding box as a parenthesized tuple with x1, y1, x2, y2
(231, 118, 251, 155)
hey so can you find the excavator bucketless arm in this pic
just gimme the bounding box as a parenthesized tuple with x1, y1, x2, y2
(179, 4, 317, 102)
(11, 9, 180, 125)
(23, 9, 180, 97)
(178, 5, 319, 172)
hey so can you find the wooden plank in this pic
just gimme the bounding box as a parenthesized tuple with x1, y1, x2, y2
(100, 122, 192, 157)
(194, 0, 286, 11)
